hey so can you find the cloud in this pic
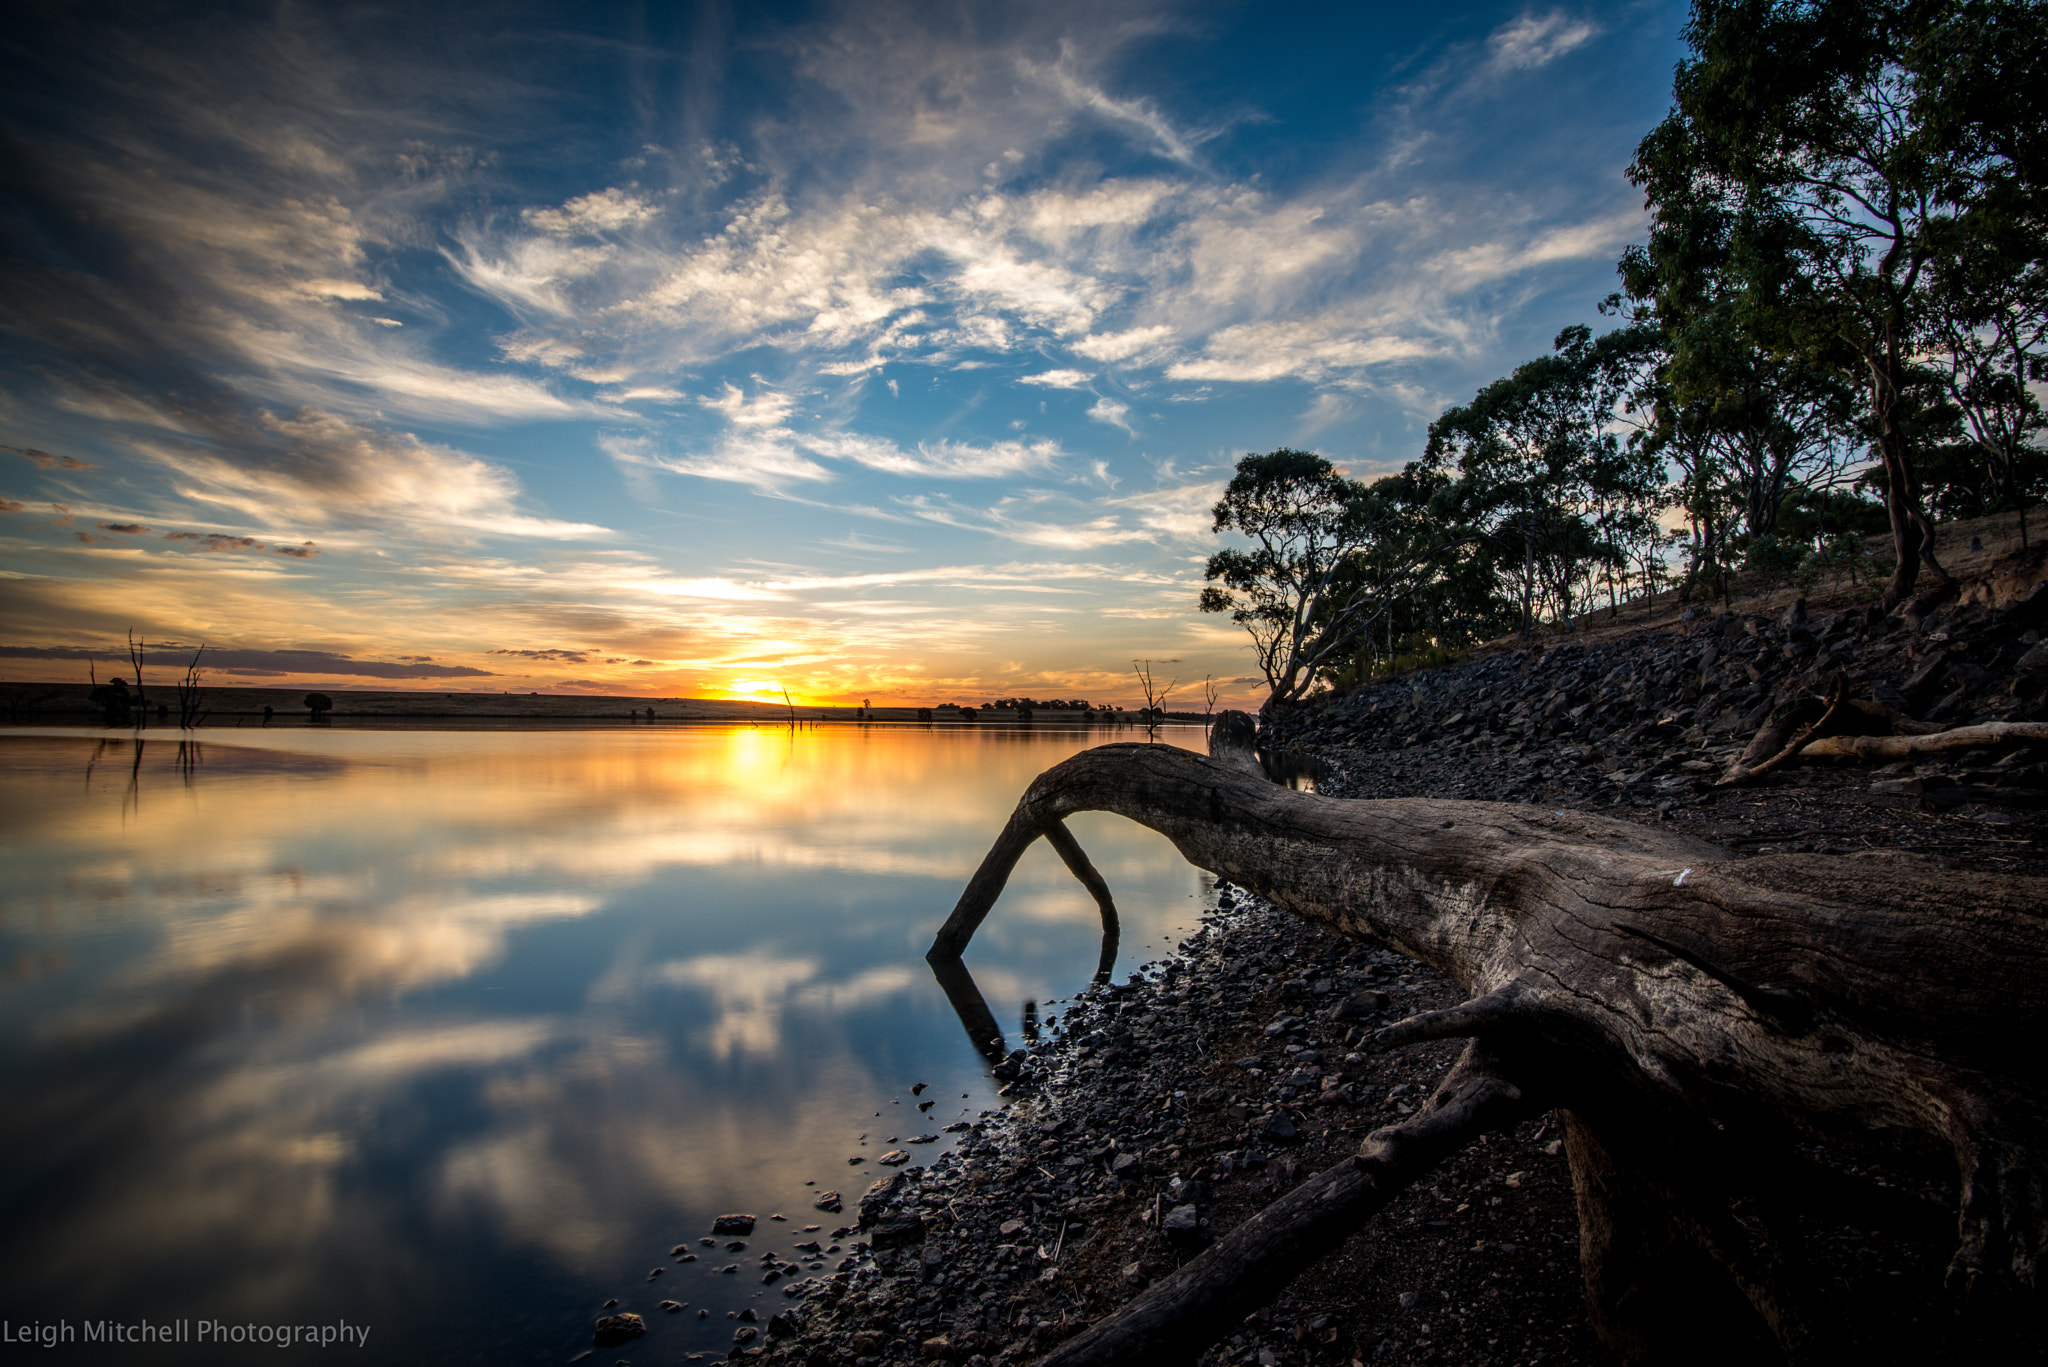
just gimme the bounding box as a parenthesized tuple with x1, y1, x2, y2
(165, 532, 266, 552)
(1071, 325, 1175, 363)
(96, 522, 149, 534)
(1486, 11, 1599, 73)
(275, 541, 321, 559)
(4, 444, 96, 471)
(1023, 41, 1215, 168)
(1167, 317, 1438, 383)
(1017, 369, 1093, 388)
(803, 433, 1064, 480)
(139, 406, 609, 541)
(523, 188, 661, 235)
(1087, 397, 1135, 435)
(0, 644, 494, 679)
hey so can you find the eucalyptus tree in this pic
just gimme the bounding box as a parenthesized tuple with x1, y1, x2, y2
(1198, 449, 1465, 711)
(1627, 0, 2046, 607)
(1423, 325, 1658, 633)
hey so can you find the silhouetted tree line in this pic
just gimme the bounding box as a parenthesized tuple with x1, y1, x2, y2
(1204, 0, 2045, 710)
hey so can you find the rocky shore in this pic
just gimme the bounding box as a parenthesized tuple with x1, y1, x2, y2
(665, 579, 2047, 1367)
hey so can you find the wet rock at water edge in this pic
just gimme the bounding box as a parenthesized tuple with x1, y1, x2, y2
(812, 1189, 843, 1212)
(870, 1213, 928, 1248)
(591, 1313, 645, 1346)
(877, 1149, 911, 1166)
(712, 1213, 757, 1235)
(659, 1300, 682, 1313)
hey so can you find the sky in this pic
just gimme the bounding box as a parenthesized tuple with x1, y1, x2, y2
(0, 0, 1687, 707)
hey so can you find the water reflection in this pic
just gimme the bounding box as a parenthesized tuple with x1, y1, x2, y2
(0, 725, 1209, 1361)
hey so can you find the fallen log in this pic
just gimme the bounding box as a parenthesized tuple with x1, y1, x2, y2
(929, 714, 2048, 1364)
(1799, 720, 2048, 761)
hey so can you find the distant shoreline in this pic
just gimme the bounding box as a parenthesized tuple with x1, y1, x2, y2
(0, 680, 1214, 728)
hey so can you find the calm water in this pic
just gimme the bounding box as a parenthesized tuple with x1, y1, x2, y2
(0, 724, 1214, 1363)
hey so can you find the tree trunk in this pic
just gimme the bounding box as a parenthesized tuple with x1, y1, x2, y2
(1870, 351, 1951, 608)
(930, 719, 2048, 1364)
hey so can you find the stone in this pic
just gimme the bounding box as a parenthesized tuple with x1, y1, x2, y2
(712, 1214, 757, 1235)
(999, 1218, 1028, 1237)
(878, 1150, 911, 1166)
(591, 1313, 646, 1347)
(1258, 1112, 1299, 1143)
(870, 1213, 927, 1248)
(813, 1190, 843, 1212)
(1161, 1204, 1203, 1243)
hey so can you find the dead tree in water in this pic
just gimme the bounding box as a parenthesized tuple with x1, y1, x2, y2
(929, 713, 2048, 1364)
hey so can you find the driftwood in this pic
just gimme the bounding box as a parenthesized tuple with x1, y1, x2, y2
(928, 713, 2048, 1364)
(1800, 720, 2048, 761)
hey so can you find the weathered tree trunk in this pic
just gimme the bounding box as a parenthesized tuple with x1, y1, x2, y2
(929, 716, 2048, 1365)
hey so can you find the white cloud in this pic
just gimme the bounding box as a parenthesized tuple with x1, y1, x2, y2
(803, 433, 1063, 479)
(1168, 317, 1438, 383)
(1017, 369, 1092, 388)
(1486, 11, 1599, 73)
(523, 187, 661, 235)
(139, 408, 611, 541)
(700, 383, 797, 428)
(1072, 325, 1175, 363)
(1087, 396, 1135, 435)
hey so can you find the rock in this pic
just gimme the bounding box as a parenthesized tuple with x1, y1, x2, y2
(591, 1313, 645, 1347)
(766, 1313, 797, 1340)
(734, 1325, 758, 1344)
(1111, 1152, 1142, 1177)
(1161, 1204, 1204, 1243)
(870, 1213, 927, 1248)
(908, 1133, 939, 1144)
(878, 1149, 911, 1166)
(660, 1300, 681, 1312)
(712, 1214, 757, 1235)
(999, 1218, 1028, 1236)
(813, 1190, 843, 1212)
(1258, 1112, 1299, 1143)
(1330, 989, 1388, 1021)
(922, 1335, 955, 1360)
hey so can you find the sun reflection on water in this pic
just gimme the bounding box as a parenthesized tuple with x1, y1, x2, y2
(0, 724, 1210, 1360)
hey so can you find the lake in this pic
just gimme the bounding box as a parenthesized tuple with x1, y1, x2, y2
(0, 722, 1215, 1362)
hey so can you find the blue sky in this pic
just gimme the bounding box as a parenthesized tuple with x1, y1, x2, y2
(0, 0, 1685, 705)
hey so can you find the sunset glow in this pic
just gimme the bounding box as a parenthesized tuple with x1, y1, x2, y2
(0, 2, 1684, 707)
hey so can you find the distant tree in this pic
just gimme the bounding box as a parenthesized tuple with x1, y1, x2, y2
(303, 692, 333, 720)
(1424, 326, 1655, 632)
(1201, 449, 1464, 710)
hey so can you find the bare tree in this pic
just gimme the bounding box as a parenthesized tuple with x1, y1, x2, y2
(1130, 660, 1178, 737)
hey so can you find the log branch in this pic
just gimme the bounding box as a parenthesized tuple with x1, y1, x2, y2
(1034, 1042, 1536, 1367)
(1799, 721, 2048, 761)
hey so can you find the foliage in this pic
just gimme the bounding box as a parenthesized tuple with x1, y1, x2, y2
(1627, 0, 2048, 605)
(303, 692, 333, 717)
(1200, 450, 1465, 709)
